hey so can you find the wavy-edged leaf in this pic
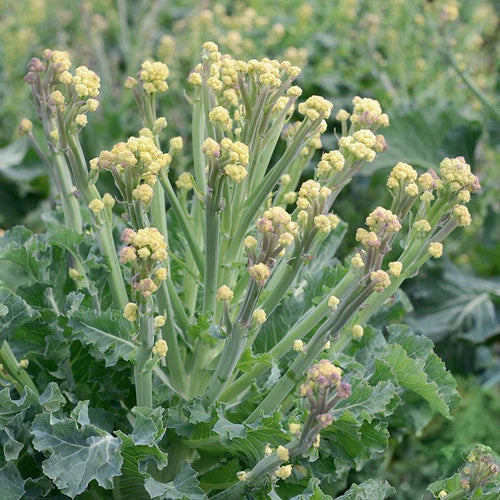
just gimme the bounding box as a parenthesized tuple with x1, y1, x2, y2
(372, 342, 452, 418)
(131, 406, 165, 446)
(0, 287, 40, 337)
(387, 324, 461, 412)
(336, 479, 396, 499)
(0, 383, 64, 429)
(406, 262, 500, 343)
(144, 461, 205, 499)
(114, 431, 168, 500)
(31, 412, 123, 498)
(68, 309, 136, 366)
(0, 462, 25, 500)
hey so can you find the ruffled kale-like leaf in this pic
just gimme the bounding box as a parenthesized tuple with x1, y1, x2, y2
(131, 406, 165, 445)
(0, 427, 24, 461)
(68, 309, 136, 366)
(373, 344, 451, 418)
(0, 462, 25, 500)
(321, 379, 397, 467)
(114, 432, 168, 500)
(144, 461, 206, 500)
(213, 406, 246, 446)
(372, 325, 460, 419)
(31, 412, 123, 498)
(289, 478, 333, 499)
(405, 262, 500, 343)
(386, 324, 461, 412)
(0, 287, 40, 337)
(0, 382, 64, 430)
(336, 479, 396, 500)
(322, 412, 390, 468)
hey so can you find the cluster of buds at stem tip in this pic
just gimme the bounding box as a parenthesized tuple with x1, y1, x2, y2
(349, 156, 479, 290)
(201, 136, 250, 185)
(436, 444, 499, 497)
(119, 228, 168, 299)
(245, 207, 298, 285)
(90, 129, 172, 213)
(22, 50, 100, 149)
(297, 359, 351, 450)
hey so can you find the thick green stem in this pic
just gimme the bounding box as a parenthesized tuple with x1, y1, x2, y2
(65, 134, 128, 308)
(203, 282, 260, 404)
(52, 152, 82, 232)
(219, 271, 355, 402)
(134, 300, 154, 407)
(245, 282, 371, 423)
(202, 181, 222, 314)
(156, 283, 186, 392)
(160, 171, 205, 275)
(0, 342, 39, 396)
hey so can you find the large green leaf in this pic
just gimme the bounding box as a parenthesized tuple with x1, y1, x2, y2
(373, 343, 451, 418)
(68, 309, 136, 366)
(322, 412, 390, 467)
(31, 412, 123, 498)
(332, 380, 398, 423)
(386, 325, 461, 412)
(0, 287, 40, 337)
(144, 461, 206, 500)
(114, 432, 168, 500)
(0, 462, 25, 500)
(335, 479, 396, 500)
(0, 383, 64, 429)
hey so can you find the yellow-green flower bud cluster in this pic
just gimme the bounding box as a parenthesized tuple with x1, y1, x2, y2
(297, 95, 333, 122)
(93, 130, 171, 202)
(386, 162, 418, 192)
(139, 60, 169, 93)
(72, 66, 100, 98)
(316, 150, 345, 179)
(338, 133, 377, 162)
(216, 285, 234, 302)
(45, 49, 72, 73)
(152, 339, 168, 357)
(365, 207, 401, 235)
(370, 270, 391, 292)
(439, 156, 480, 195)
(350, 96, 389, 129)
(119, 227, 168, 298)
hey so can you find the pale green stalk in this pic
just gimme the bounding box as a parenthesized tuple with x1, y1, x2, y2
(219, 270, 354, 403)
(134, 298, 154, 407)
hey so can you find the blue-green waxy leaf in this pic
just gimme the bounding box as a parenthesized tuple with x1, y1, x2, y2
(0, 382, 64, 429)
(289, 478, 333, 499)
(0, 427, 24, 461)
(373, 343, 451, 418)
(213, 407, 246, 446)
(336, 479, 396, 499)
(0, 462, 25, 500)
(114, 431, 168, 500)
(68, 309, 136, 366)
(0, 287, 40, 337)
(386, 324, 461, 412)
(131, 406, 165, 445)
(31, 412, 123, 498)
(144, 461, 206, 499)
